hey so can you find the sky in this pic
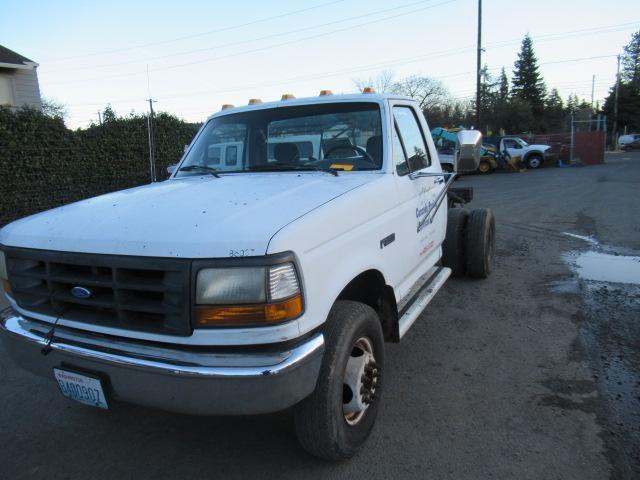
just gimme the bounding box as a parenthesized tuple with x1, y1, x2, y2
(2, 0, 638, 128)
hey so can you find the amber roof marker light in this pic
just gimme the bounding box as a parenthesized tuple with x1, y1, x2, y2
(319, 90, 333, 96)
(248, 98, 263, 105)
(362, 87, 376, 94)
(281, 93, 296, 100)
(221, 104, 235, 110)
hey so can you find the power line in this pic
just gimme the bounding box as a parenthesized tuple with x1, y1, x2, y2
(44, 0, 440, 74)
(42, 0, 346, 63)
(44, 0, 457, 86)
(62, 52, 617, 110)
(44, 16, 636, 90)
(484, 21, 640, 49)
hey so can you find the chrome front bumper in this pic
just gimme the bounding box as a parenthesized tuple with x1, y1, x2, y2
(0, 311, 324, 415)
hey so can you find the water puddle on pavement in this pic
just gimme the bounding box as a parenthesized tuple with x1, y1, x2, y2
(562, 233, 640, 285)
(559, 233, 640, 474)
(568, 251, 640, 284)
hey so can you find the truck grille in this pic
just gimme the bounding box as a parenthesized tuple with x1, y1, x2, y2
(4, 247, 192, 336)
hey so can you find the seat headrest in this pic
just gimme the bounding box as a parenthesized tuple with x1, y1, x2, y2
(273, 143, 300, 162)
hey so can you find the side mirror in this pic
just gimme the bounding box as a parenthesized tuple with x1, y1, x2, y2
(456, 130, 482, 173)
(167, 164, 177, 175)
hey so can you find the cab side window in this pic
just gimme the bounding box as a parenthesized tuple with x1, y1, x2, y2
(393, 128, 409, 176)
(393, 106, 430, 172)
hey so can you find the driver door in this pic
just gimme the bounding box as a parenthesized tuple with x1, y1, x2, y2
(390, 102, 447, 300)
(503, 138, 522, 158)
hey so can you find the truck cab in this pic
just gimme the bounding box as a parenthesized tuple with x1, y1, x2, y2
(0, 92, 492, 460)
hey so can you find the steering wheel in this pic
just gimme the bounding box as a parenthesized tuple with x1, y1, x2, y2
(323, 144, 377, 167)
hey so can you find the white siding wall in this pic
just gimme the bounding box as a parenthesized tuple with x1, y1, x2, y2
(10, 67, 42, 110)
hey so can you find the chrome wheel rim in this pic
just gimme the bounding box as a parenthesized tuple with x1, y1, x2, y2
(342, 336, 379, 426)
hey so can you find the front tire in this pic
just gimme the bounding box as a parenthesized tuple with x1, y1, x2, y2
(526, 154, 543, 169)
(294, 301, 384, 460)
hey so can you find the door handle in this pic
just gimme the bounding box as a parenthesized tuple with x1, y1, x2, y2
(433, 177, 444, 184)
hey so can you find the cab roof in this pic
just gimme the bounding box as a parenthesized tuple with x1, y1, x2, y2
(208, 92, 415, 119)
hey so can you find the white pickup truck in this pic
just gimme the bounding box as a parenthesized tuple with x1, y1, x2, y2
(0, 92, 494, 460)
(493, 136, 553, 169)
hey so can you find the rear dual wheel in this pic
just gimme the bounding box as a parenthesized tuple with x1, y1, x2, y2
(465, 209, 495, 278)
(442, 208, 495, 278)
(294, 301, 384, 460)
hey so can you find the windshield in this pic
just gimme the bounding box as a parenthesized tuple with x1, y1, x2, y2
(519, 139, 529, 147)
(175, 102, 383, 176)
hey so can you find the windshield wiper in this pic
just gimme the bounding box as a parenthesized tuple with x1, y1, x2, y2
(178, 165, 220, 177)
(248, 163, 339, 176)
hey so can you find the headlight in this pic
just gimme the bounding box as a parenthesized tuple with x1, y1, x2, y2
(196, 267, 266, 304)
(195, 262, 303, 327)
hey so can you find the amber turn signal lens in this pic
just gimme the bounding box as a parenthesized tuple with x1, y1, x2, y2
(196, 294, 303, 327)
(2, 280, 13, 296)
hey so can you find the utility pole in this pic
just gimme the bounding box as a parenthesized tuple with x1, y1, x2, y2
(147, 99, 157, 182)
(611, 55, 621, 150)
(475, 0, 482, 129)
(590, 74, 595, 110)
(97, 111, 102, 125)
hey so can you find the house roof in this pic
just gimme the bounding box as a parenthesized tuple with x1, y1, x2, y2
(0, 45, 36, 67)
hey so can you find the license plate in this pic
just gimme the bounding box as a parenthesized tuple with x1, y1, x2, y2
(53, 368, 108, 409)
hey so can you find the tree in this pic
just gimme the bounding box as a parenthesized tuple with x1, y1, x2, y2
(511, 34, 547, 130)
(101, 105, 117, 123)
(566, 94, 582, 114)
(477, 65, 497, 132)
(41, 98, 67, 120)
(602, 30, 640, 135)
(545, 89, 566, 132)
(353, 70, 395, 93)
(621, 30, 640, 87)
(497, 68, 509, 101)
(390, 75, 448, 110)
(603, 83, 640, 132)
(501, 98, 534, 134)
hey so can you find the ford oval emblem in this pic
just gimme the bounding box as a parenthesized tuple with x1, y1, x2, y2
(71, 286, 92, 299)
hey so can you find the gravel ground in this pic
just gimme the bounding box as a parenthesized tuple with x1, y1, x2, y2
(0, 151, 638, 479)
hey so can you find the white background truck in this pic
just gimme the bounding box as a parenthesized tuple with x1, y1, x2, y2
(494, 136, 553, 169)
(0, 92, 495, 460)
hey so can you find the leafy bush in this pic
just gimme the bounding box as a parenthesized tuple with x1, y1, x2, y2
(0, 106, 200, 226)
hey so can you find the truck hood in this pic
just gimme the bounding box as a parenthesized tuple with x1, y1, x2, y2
(0, 173, 374, 258)
(527, 144, 551, 151)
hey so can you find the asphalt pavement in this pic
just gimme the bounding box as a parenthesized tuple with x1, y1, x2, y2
(1, 151, 638, 479)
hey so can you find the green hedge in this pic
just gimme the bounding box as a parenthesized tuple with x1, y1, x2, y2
(0, 107, 200, 226)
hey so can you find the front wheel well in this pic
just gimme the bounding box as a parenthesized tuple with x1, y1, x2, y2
(336, 270, 399, 342)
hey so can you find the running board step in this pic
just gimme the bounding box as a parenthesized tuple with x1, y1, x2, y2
(398, 266, 451, 339)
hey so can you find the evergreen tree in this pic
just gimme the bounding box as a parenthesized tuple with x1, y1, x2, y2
(512, 35, 547, 130)
(478, 65, 497, 133)
(621, 30, 640, 87)
(545, 89, 566, 132)
(566, 94, 579, 114)
(602, 30, 640, 133)
(497, 68, 509, 101)
(603, 83, 640, 132)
